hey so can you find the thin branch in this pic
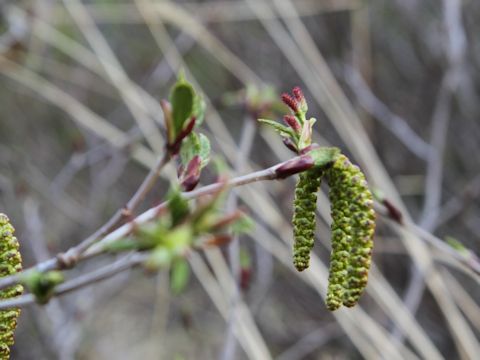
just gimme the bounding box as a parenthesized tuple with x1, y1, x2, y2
(0, 154, 295, 291)
(0, 253, 146, 311)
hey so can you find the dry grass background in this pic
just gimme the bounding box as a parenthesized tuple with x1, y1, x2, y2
(0, 0, 480, 359)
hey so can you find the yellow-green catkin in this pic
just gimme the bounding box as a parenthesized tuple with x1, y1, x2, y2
(0, 214, 23, 359)
(325, 155, 375, 310)
(292, 168, 323, 271)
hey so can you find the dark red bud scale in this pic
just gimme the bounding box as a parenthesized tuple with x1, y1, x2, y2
(275, 155, 314, 179)
(282, 137, 298, 154)
(180, 155, 202, 192)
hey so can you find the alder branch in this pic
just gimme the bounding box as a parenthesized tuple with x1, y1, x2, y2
(0, 154, 295, 292)
(0, 154, 478, 309)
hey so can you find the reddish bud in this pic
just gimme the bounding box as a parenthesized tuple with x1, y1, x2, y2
(180, 155, 201, 191)
(383, 199, 403, 225)
(292, 86, 307, 112)
(181, 173, 200, 192)
(282, 137, 298, 154)
(292, 87, 304, 102)
(275, 155, 314, 179)
(281, 93, 299, 113)
(283, 115, 301, 133)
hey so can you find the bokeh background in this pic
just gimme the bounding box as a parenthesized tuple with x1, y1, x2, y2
(1, 0, 480, 359)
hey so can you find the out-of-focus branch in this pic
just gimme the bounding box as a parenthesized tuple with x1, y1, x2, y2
(0, 253, 147, 311)
(345, 66, 431, 160)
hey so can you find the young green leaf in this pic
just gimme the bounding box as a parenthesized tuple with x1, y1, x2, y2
(163, 225, 193, 255)
(167, 188, 190, 227)
(180, 133, 201, 168)
(180, 133, 210, 169)
(308, 147, 340, 168)
(170, 80, 195, 137)
(21, 270, 64, 305)
(192, 95, 206, 126)
(170, 259, 190, 295)
(198, 133, 211, 168)
(258, 119, 295, 138)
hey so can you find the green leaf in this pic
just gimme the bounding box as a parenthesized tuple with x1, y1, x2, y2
(144, 246, 172, 271)
(163, 225, 193, 254)
(170, 79, 195, 137)
(167, 188, 190, 226)
(192, 95, 206, 126)
(135, 222, 169, 249)
(21, 270, 64, 304)
(179, 133, 210, 173)
(198, 133, 211, 168)
(298, 118, 316, 150)
(308, 147, 341, 168)
(180, 133, 200, 167)
(170, 259, 190, 295)
(258, 118, 295, 138)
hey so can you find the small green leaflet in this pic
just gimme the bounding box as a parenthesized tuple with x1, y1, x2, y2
(167, 187, 190, 227)
(258, 118, 295, 139)
(170, 259, 190, 295)
(170, 79, 195, 136)
(180, 133, 211, 169)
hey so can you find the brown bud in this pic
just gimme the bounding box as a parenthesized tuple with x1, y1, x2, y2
(282, 137, 298, 153)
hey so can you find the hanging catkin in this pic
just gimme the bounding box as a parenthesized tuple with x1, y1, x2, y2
(0, 214, 23, 359)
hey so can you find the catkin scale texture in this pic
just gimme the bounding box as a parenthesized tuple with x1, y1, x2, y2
(0, 214, 23, 359)
(292, 169, 323, 271)
(325, 155, 375, 310)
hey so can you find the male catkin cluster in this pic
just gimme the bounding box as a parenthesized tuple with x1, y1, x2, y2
(292, 168, 323, 271)
(0, 214, 23, 359)
(325, 155, 375, 310)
